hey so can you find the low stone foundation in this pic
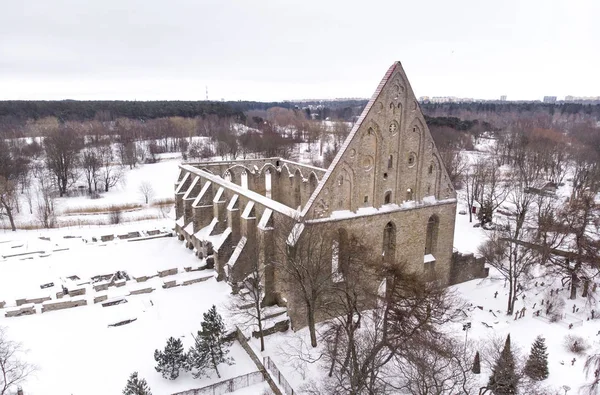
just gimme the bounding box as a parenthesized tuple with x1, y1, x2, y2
(42, 298, 87, 313)
(252, 319, 289, 338)
(93, 283, 110, 292)
(158, 268, 178, 277)
(449, 251, 488, 285)
(5, 305, 36, 317)
(162, 280, 178, 289)
(94, 295, 108, 304)
(16, 296, 51, 306)
(182, 276, 211, 286)
(129, 287, 154, 295)
(69, 288, 86, 297)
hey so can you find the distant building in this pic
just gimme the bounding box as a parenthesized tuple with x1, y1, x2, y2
(564, 95, 600, 103)
(500, 95, 507, 102)
(543, 96, 557, 103)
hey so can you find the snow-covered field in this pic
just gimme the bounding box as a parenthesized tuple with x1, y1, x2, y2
(2, 135, 599, 394)
(0, 227, 259, 395)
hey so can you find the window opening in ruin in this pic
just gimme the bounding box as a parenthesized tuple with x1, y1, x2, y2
(383, 173, 388, 180)
(224, 171, 232, 182)
(368, 128, 373, 135)
(382, 221, 396, 262)
(406, 188, 413, 201)
(428, 163, 434, 174)
(338, 176, 343, 186)
(331, 239, 342, 282)
(388, 155, 393, 169)
(413, 127, 417, 132)
(241, 170, 248, 189)
(364, 195, 368, 203)
(276, 160, 280, 167)
(265, 169, 272, 198)
(408, 153, 416, 167)
(425, 215, 439, 256)
(384, 191, 391, 204)
(424, 259, 436, 281)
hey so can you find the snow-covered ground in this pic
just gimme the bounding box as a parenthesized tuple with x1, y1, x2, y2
(2, 133, 598, 394)
(0, 225, 259, 395)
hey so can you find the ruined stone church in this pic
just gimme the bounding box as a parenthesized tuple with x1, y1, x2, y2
(175, 62, 460, 328)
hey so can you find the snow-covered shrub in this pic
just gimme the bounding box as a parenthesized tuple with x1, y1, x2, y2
(109, 208, 122, 224)
(564, 335, 589, 355)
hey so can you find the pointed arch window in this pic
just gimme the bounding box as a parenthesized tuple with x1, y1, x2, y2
(425, 215, 439, 256)
(241, 170, 248, 189)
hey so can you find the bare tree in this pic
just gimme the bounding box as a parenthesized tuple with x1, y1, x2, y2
(0, 327, 36, 395)
(464, 159, 485, 223)
(318, 262, 462, 394)
(82, 147, 101, 195)
(98, 144, 123, 192)
(542, 192, 600, 300)
(582, 352, 600, 394)
(477, 160, 510, 225)
(395, 338, 477, 395)
(228, 241, 268, 351)
(139, 181, 155, 205)
(0, 177, 17, 231)
(44, 124, 83, 197)
(440, 150, 468, 189)
(276, 220, 338, 348)
(36, 173, 56, 229)
(0, 139, 29, 231)
(479, 192, 539, 316)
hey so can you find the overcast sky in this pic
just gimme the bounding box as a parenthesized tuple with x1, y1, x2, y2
(0, 0, 598, 101)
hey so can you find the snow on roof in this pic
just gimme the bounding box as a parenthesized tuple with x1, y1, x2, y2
(214, 227, 232, 251)
(175, 216, 185, 227)
(182, 176, 200, 200)
(180, 164, 299, 218)
(257, 209, 273, 230)
(183, 221, 194, 235)
(309, 198, 456, 224)
(213, 186, 225, 203)
(424, 254, 436, 263)
(241, 201, 255, 219)
(278, 158, 326, 173)
(287, 223, 305, 246)
(192, 180, 211, 207)
(194, 218, 218, 241)
(175, 172, 190, 194)
(227, 236, 247, 268)
(227, 194, 239, 211)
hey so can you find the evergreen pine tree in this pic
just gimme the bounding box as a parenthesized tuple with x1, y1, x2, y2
(154, 337, 187, 380)
(473, 351, 481, 374)
(488, 334, 519, 395)
(123, 372, 152, 395)
(524, 335, 549, 381)
(187, 305, 234, 379)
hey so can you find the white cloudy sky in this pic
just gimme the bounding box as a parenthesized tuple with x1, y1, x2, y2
(0, 0, 598, 101)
